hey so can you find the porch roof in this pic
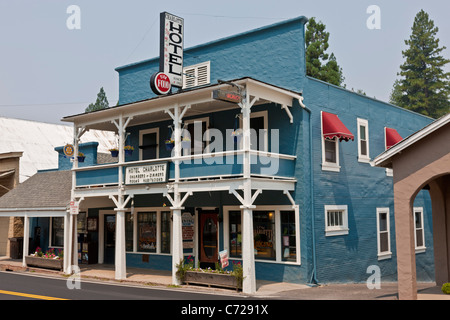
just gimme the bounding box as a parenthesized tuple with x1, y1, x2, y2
(61, 77, 303, 131)
(0, 170, 71, 217)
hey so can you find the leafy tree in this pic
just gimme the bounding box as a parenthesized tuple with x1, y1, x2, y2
(390, 10, 450, 118)
(85, 87, 110, 112)
(305, 17, 345, 87)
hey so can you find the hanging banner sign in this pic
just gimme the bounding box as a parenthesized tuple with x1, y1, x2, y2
(160, 12, 184, 88)
(69, 200, 79, 215)
(125, 163, 168, 185)
(212, 90, 242, 104)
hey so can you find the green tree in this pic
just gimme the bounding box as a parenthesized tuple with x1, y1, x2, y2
(305, 17, 345, 87)
(85, 87, 110, 112)
(391, 10, 450, 118)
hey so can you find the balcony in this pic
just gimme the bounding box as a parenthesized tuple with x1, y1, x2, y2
(74, 150, 296, 190)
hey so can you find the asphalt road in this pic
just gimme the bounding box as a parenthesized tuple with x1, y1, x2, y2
(0, 270, 249, 301)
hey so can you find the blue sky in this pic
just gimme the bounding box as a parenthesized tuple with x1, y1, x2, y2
(0, 0, 449, 124)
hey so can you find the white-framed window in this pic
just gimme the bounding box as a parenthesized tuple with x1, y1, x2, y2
(324, 205, 349, 236)
(357, 118, 370, 163)
(183, 61, 210, 89)
(376, 208, 392, 260)
(139, 128, 159, 160)
(238, 110, 269, 152)
(413, 207, 426, 253)
(223, 205, 301, 265)
(183, 117, 210, 155)
(124, 208, 172, 255)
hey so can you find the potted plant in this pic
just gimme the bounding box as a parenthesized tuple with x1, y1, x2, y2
(109, 148, 119, 157)
(165, 139, 175, 151)
(124, 145, 134, 156)
(25, 247, 64, 271)
(442, 283, 450, 294)
(181, 137, 191, 149)
(77, 152, 85, 163)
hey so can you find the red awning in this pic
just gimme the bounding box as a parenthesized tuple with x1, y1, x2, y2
(385, 127, 403, 149)
(321, 111, 354, 141)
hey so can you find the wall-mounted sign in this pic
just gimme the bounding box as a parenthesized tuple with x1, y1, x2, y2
(125, 162, 168, 185)
(63, 144, 75, 157)
(182, 212, 195, 248)
(212, 90, 242, 104)
(160, 12, 184, 88)
(150, 72, 172, 95)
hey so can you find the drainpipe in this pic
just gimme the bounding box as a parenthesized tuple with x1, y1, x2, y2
(298, 96, 319, 286)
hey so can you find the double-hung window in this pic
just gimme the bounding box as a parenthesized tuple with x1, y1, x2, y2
(50, 217, 64, 247)
(414, 207, 426, 253)
(357, 118, 370, 162)
(376, 208, 391, 259)
(139, 128, 159, 160)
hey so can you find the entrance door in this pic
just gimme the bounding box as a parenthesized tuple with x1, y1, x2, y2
(199, 210, 219, 268)
(104, 215, 116, 264)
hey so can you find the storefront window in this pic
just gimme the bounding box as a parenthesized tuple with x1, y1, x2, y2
(229, 211, 242, 258)
(125, 213, 133, 251)
(138, 212, 157, 252)
(253, 211, 276, 260)
(280, 211, 296, 262)
(51, 217, 64, 247)
(161, 211, 171, 253)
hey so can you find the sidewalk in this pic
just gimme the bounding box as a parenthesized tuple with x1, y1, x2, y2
(0, 257, 448, 300)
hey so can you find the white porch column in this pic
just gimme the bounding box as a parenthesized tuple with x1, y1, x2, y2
(22, 215, 29, 267)
(241, 86, 257, 294)
(115, 210, 127, 280)
(63, 212, 70, 273)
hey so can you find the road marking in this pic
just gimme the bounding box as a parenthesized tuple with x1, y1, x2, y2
(0, 289, 68, 300)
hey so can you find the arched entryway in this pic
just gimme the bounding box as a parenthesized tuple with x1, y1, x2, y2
(374, 114, 450, 300)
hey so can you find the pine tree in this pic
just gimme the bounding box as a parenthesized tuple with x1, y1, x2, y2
(391, 10, 450, 118)
(305, 17, 345, 87)
(85, 87, 110, 112)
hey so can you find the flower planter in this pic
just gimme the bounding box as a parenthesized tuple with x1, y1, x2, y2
(110, 150, 119, 157)
(125, 149, 133, 156)
(184, 271, 241, 291)
(25, 256, 63, 271)
(77, 156, 85, 163)
(165, 142, 174, 151)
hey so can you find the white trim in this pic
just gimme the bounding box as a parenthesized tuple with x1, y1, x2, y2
(183, 116, 210, 154)
(321, 111, 341, 172)
(139, 127, 159, 160)
(223, 205, 301, 265)
(373, 113, 450, 168)
(357, 118, 370, 163)
(413, 207, 426, 253)
(376, 207, 392, 260)
(324, 205, 349, 236)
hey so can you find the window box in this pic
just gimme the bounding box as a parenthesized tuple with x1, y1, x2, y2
(184, 271, 241, 291)
(25, 256, 63, 271)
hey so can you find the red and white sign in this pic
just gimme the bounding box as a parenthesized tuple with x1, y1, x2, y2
(219, 250, 229, 269)
(69, 200, 79, 215)
(150, 72, 172, 95)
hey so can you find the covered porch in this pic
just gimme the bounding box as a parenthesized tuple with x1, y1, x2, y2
(62, 77, 306, 294)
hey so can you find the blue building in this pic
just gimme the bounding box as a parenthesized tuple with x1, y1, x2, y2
(13, 16, 435, 294)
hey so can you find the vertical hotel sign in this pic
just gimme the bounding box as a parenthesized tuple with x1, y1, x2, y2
(160, 12, 184, 89)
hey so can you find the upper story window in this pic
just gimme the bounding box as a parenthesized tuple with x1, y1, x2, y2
(321, 111, 354, 172)
(238, 111, 268, 152)
(357, 118, 370, 163)
(183, 117, 209, 155)
(139, 128, 159, 160)
(183, 61, 210, 89)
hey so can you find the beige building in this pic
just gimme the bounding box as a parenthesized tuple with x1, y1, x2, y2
(0, 152, 22, 257)
(374, 113, 450, 300)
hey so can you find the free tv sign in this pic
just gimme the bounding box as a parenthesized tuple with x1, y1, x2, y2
(160, 12, 184, 89)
